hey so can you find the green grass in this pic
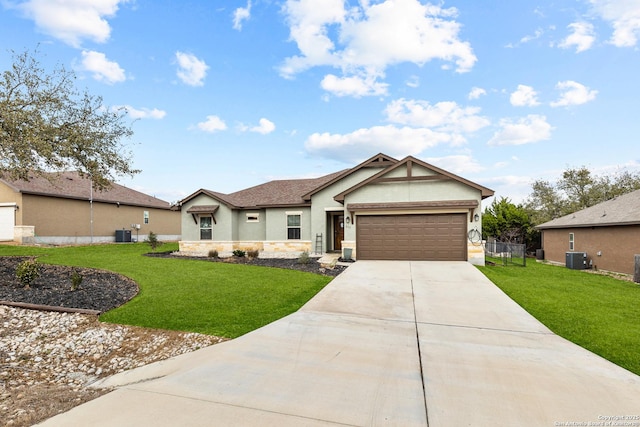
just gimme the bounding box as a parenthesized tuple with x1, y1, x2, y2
(0, 244, 332, 338)
(478, 261, 640, 376)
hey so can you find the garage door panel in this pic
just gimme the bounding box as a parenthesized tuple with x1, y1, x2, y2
(357, 214, 467, 261)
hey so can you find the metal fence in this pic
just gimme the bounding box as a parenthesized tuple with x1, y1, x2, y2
(484, 241, 527, 267)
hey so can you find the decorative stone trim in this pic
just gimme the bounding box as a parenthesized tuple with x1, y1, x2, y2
(178, 240, 312, 258)
(467, 241, 485, 266)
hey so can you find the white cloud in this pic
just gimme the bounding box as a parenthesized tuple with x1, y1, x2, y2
(385, 98, 490, 134)
(233, 1, 251, 31)
(305, 98, 491, 163)
(12, 0, 128, 47)
(406, 75, 420, 88)
(321, 73, 388, 97)
(488, 115, 553, 146)
(79, 50, 126, 84)
(304, 125, 453, 163)
(197, 115, 227, 133)
(281, 0, 476, 96)
(520, 28, 543, 43)
(425, 155, 485, 174)
(550, 80, 598, 107)
(250, 118, 276, 134)
(589, 0, 640, 47)
(510, 84, 540, 107)
(175, 51, 209, 86)
(119, 105, 166, 120)
(558, 22, 596, 52)
(468, 87, 486, 100)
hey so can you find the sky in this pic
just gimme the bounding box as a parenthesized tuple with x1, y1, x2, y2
(1, 0, 639, 207)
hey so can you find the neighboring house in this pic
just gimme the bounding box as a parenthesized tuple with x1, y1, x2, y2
(537, 189, 640, 275)
(179, 153, 494, 264)
(0, 171, 181, 244)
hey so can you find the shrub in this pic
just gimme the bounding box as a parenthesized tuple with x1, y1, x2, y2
(297, 251, 310, 265)
(208, 249, 219, 259)
(146, 231, 163, 251)
(247, 249, 260, 259)
(16, 259, 40, 288)
(70, 269, 83, 291)
(232, 249, 246, 258)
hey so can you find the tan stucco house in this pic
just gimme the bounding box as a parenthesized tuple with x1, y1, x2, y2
(179, 153, 494, 264)
(0, 172, 180, 244)
(537, 188, 640, 275)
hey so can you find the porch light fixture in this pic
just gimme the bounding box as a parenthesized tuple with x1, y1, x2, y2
(345, 216, 350, 224)
(474, 213, 480, 222)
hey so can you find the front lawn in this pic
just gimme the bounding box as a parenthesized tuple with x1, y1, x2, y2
(0, 244, 332, 338)
(478, 261, 640, 376)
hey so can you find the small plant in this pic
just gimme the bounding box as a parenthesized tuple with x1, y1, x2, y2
(15, 258, 40, 288)
(247, 249, 260, 259)
(146, 231, 163, 251)
(71, 269, 83, 291)
(232, 249, 246, 258)
(208, 249, 219, 259)
(297, 251, 310, 265)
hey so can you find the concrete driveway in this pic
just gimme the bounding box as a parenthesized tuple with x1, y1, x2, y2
(39, 261, 640, 426)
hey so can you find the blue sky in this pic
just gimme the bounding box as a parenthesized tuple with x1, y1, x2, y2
(1, 0, 639, 206)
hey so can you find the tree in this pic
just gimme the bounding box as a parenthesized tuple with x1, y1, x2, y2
(0, 49, 138, 190)
(525, 166, 640, 224)
(482, 197, 532, 244)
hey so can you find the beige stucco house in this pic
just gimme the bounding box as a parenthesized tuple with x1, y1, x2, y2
(537, 188, 640, 275)
(0, 172, 180, 244)
(179, 154, 494, 264)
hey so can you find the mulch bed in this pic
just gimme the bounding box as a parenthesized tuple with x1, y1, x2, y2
(144, 251, 348, 277)
(0, 257, 138, 312)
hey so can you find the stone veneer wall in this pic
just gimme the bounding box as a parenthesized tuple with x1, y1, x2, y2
(467, 241, 485, 266)
(179, 240, 312, 258)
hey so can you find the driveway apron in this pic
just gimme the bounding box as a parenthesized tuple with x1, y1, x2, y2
(38, 261, 640, 426)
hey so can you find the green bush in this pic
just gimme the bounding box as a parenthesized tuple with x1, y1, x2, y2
(70, 269, 83, 291)
(297, 251, 310, 265)
(16, 259, 40, 288)
(146, 231, 162, 251)
(232, 249, 246, 258)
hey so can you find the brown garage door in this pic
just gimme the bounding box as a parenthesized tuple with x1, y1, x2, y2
(356, 214, 467, 261)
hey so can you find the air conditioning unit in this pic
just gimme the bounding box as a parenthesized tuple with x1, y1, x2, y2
(566, 252, 587, 270)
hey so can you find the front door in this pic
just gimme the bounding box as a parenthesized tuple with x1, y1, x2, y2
(333, 215, 344, 251)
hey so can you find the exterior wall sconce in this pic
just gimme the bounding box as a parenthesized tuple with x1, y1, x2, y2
(345, 216, 350, 224)
(474, 213, 480, 222)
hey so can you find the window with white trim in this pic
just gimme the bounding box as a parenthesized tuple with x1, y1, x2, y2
(200, 216, 212, 240)
(143, 211, 149, 224)
(286, 213, 301, 240)
(246, 213, 260, 223)
(569, 233, 574, 251)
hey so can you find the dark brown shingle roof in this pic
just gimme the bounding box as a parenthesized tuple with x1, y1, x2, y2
(182, 170, 347, 209)
(0, 171, 173, 210)
(537, 189, 640, 229)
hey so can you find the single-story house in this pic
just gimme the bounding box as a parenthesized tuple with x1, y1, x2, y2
(179, 153, 494, 264)
(0, 171, 181, 244)
(537, 188, 640, 275)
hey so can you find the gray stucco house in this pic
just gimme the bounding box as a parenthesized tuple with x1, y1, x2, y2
(178, 153, 494, 264)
